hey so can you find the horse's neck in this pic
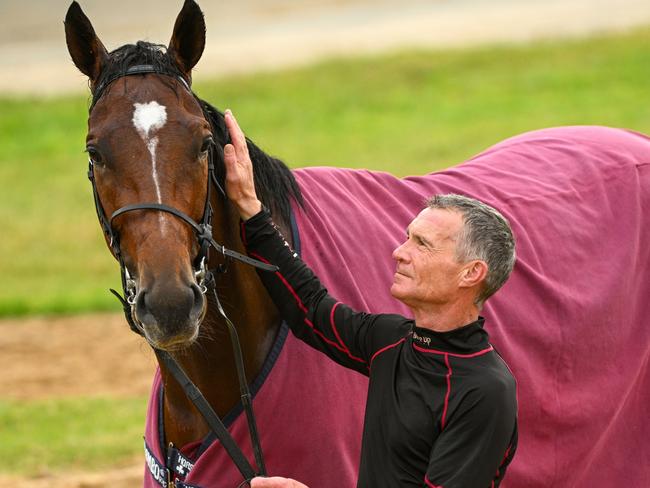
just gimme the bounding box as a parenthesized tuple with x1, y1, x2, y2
(159, 200, 290, 448)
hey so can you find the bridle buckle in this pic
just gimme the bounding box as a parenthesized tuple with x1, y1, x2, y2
(194, 257, 208, 294)
(125, 268, 137, 305)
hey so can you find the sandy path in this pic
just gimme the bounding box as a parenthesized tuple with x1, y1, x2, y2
(0, 465, 144, 488)
(0, 313, 155, 400)
(1, 0, 649, 95)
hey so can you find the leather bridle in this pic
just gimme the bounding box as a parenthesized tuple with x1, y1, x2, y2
(87, 65, 276, 316)
(86, 64, 271, 484)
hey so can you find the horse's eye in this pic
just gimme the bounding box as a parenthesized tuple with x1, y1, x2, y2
(200, 137, 213, 155)
(86, 146, 103, 165)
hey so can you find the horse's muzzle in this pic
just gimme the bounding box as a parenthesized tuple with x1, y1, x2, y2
(134, 280, 206, 349)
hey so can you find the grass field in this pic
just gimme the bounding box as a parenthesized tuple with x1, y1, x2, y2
(0, 397, 147, 474)
(1, 28, 650, 475)
(1, 28, 649, 317)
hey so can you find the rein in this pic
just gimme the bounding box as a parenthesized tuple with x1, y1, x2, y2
(87, 64, 272, 485)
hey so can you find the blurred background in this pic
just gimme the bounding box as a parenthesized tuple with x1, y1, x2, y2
(1, 0, 649, 486)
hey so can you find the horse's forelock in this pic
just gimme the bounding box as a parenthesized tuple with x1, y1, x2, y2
(91, 41, 185, 107)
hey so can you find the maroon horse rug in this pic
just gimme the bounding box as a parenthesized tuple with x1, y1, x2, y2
(145, 125, 650, 487)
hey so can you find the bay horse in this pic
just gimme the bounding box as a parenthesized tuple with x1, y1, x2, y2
(66, 1, 650, 487)
(65, 1, 367, 487)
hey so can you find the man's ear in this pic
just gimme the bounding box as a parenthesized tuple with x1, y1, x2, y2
(168, 0, 206, 81)
(64, 1, 108, 83)
(459, 260, 488, 289)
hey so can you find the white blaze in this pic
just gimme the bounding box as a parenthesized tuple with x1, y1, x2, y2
(133, 100, 167, 137)
(132, 101, 168, 229)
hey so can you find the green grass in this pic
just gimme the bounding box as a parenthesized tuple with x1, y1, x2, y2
(0, 396, 147, 475)
(1, 28, 649, 316)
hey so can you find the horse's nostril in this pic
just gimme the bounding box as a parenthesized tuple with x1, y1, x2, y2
(190, 282, 206, 321)
(190, 282, 202, 301)
(135, 289, 153, 326)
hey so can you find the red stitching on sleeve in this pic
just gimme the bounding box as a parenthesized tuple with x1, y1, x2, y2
(249, 252, 366, 365)
(424, 475, 444, 488)
(370, 338, 405, 366)
(493, 443, 513, 484)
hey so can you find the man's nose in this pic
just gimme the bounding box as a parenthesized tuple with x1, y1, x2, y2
(392, 242, 407, 262)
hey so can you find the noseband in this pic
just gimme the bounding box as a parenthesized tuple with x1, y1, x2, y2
(86, 64, 270, 483)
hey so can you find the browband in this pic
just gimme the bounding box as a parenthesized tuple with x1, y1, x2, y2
(91, 64, 190, 109)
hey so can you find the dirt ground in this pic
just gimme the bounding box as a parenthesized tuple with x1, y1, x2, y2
(0, 313, 154, 487)
(0, 313, 155, 401)
(0, 464, 145, 488)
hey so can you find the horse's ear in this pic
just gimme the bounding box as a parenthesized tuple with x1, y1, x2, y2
(64, 1, 108, 82)
(168, 0, 206, 79)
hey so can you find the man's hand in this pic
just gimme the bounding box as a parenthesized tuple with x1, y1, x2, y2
(250, 476, 309, 488)
(223, 109, 263, 220)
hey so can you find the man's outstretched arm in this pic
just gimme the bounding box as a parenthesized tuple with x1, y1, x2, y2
(223, 110, 404, 374)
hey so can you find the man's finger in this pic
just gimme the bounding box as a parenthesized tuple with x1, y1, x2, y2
(250, 477, 309, 488)
(220, 112, 262, 219)
(225, 109, 248, 154)
(223, 143, 240, 183)
(224, 143, 236, 166)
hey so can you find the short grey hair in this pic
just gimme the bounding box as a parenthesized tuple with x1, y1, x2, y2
(426, 194, 516, 307)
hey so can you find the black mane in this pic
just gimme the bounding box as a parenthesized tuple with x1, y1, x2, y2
(199, 100, 303, 227)
(94, 41, 302, 227)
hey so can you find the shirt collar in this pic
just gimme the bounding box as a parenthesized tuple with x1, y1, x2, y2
(410, 317, 490, 355)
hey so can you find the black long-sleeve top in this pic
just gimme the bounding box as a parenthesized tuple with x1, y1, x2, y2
(242, 209, 518, 488)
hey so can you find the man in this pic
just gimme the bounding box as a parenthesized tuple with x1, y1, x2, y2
(223, 110, 518, 488)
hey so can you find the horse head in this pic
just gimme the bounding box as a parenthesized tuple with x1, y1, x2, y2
(65, 0, 215, 350)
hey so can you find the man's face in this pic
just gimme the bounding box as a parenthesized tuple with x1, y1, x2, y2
(390, 208, 467, 309)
